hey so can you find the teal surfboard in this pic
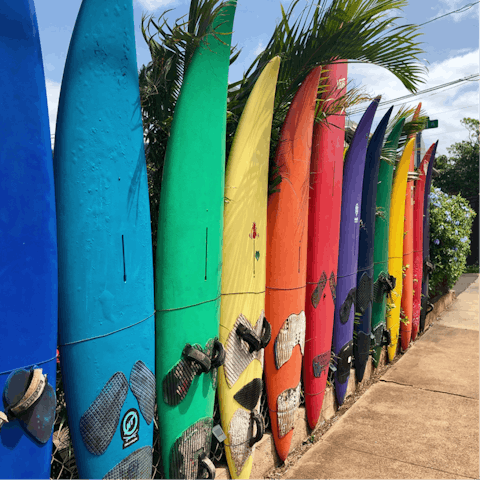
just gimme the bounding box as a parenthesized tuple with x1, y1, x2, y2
(155, 2, 237, 478)
(53, 0, 155, 477)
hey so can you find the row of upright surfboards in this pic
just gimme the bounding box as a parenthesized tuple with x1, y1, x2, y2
(0, 0, 438, 479)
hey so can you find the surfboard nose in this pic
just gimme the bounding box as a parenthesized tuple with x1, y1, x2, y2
(270, 413, 294, 462)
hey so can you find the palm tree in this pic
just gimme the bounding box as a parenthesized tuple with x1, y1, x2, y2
(139, 0, 426, 259)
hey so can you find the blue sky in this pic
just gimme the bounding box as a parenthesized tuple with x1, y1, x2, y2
(36, 0, 479, 155)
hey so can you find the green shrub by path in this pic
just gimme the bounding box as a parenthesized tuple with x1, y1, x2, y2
(429, 186, 476, 297)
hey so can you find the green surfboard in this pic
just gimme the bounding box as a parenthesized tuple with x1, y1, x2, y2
(371, 118, 405, 366)
(154, 2, 237, 478)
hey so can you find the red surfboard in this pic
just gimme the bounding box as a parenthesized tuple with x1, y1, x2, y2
(411, 142, 437, 340)
(303, 62, 347, 430)
(265, 66, 321, 462)
(400, 103, 421, 351)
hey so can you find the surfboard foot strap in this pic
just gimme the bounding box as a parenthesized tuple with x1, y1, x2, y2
(373, 272, 396, 302)
(1, 367, 56, 444)
(224, 313, 268, 388)
(336, 341, 353, 384)
(237, 316, 271, 353)
(163, 339, 224, 406)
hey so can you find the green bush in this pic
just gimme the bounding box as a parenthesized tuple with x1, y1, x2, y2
(429, 186, 476, 296)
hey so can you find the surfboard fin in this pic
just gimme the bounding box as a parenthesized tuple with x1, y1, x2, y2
(1, 367, 56, 444)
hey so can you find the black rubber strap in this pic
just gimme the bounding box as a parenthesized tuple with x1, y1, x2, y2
(260, 318, 272, 349)
(236, 324, 262, 353)
(198, 453, 215, 479)
(210, 339, 225, 369)
(382, 329, 391, 347)
(183, 344, 211, 373)
(426, 301, 434, 315)
(249, 411, 265, 447)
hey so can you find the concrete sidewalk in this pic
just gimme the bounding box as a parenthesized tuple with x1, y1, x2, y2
(282, 275, 479, 479)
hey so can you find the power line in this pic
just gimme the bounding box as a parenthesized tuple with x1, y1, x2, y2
(418, 1, 480, 27)
(347, 73, 479, 115)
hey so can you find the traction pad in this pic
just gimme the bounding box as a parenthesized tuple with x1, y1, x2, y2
(277, 382, 301, 438)
(339, 288, 356, 325)
(228, 409, 264, 476)
(80, 372, 128, 456)
(372, 322, 385, 348)
(329, 272, 337, 305)
(274, 312, 306, 369)
(163, 339, 218, 406)
(170, 418, 214, 480)
(233, 378, 263, 411)
(312, 351, 330, 378)
(355, 331, 370, 366)
(130, 361, 155, 425)
(336, 341, 353, 385)
(103, 446, 152, 479)
(224, 313, 265, 388)
(311, 271, 328, 308)
(2, 368, 56, 444)
(356, 272, 373, 314)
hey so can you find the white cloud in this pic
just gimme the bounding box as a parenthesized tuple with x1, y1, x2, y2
(135, 0, 177, 11)
(45, 79, 61, 145)
(253, 41, 264, 56)
(346, 49, 479, 155)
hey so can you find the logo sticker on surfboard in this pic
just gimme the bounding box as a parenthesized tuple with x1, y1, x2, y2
(121, 408, 139, 449)
(354, 203, 359, 223)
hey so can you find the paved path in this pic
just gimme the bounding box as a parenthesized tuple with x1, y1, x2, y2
(283, 274, 479, 479)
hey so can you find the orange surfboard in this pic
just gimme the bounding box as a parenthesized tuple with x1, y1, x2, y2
(264, 66, 321, 462)
(400, 103, 421, 351)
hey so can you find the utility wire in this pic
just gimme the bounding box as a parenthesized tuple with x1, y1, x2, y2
(347, 74, 479, 115)
(418, 1, 480, 27)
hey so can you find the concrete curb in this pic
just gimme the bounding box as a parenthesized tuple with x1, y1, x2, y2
(216, 289, 457, 479)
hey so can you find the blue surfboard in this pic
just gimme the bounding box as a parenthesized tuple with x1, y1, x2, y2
(0, 0, 58, 477)
(354, 107, 392, 382)
(53, 0, 155, 477)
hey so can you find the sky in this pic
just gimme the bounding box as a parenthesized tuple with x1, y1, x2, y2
(36, 0, 479, 156)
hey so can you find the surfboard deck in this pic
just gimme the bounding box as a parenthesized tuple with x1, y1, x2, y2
(154, 3, 236, 478)
(264, 66, 321, 462)
(386, 139, 416, 361)
(219, 56, 280, 480)
(0, 1, 57, 477)
(412, 143, 437, 340)
(53, 1, 155, 477)
(354, 107, 392, 382)
(371, 118, 406, 367)
(333, 97, 379, 405)
(400, 104, 422, 351)
(303, 62, 347, 430)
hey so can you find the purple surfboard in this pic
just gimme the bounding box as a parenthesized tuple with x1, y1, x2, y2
(333, 97, 380, 405)
(419, 141, 438, 333)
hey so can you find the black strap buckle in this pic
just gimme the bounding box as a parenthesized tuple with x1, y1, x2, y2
(210, 339, 226, 369)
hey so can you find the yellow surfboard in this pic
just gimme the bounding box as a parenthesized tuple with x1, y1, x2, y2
(219, 57, 281, 479)
(386, 138, 415, 361)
